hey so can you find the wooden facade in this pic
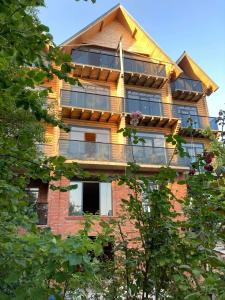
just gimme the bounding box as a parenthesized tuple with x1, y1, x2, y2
(42, 4, 219, 168)
(38, 4, 219, 234)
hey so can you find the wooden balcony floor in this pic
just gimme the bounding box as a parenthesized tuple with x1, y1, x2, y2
(124, 72, 166, 88)
(172, 90, 203, 101)
(62, 107, 121, 124)
(179, 127, 219, 138)
(72, 63, 120, 82)
(125, 114, 178, 128)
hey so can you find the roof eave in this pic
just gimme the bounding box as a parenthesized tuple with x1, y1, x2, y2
(177, 51, 219, 92)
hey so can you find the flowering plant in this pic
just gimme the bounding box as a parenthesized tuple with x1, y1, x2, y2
(130, 111, 143, 126)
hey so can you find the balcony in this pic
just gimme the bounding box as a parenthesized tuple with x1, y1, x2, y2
(175, 114, 218, 130)
(60, 90, 123, 123)
(172, 108, 218, 136)
(125, 97, 178, 128)
(171, 78, 204, 101)
(59, 90, 218, 132)
(123, 57, 167, 88)
(59, 139, 192, 169)
(71, 49, 120, 82)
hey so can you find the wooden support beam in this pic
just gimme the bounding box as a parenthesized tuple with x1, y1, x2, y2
(132, 28, 137, 38)
(139, 116, 146, 126)
(155, 117, 163, 127)
(106, 70, 112, 82)
(99, 21, 104, 32)
(147, 117, 153, 126)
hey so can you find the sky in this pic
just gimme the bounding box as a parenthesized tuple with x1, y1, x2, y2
(38, 0, 225, 117)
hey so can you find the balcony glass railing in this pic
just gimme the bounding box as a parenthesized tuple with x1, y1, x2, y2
(71, 49, 120, 70)
(171, 78, 203, 93)
(125, 98, 163, 116)
(60, 90, 218, 130)
(124, 57, 166, 77)
(59, 139, 194, 167)
(61, 90, 123, 113)
(172, 109, 218, 130)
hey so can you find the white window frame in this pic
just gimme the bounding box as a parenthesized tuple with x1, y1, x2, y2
(69, 181, 112, 217)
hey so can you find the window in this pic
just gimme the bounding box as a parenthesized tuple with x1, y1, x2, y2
(126, 89, 162, 116)
(69, 181, 112, 216)
(25, 187, 48, 225)
(142, 182, 158, 212)
(69, 126, 111, 161)
(173, 105, 200, 129)
(128, 132, 167, 165)
(72, 47, 120, 69)
(26, 187, 39, 203)
(70, 83, 110, 111)
(182, 143, 204, 165)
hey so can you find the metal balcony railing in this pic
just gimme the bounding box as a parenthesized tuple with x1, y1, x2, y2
(71, 49, 120, 70)
(61, 90, 123, 113)
(123, 57, 166, 77)
(59, 139, 196, 167)
(171, 77, 203, 93)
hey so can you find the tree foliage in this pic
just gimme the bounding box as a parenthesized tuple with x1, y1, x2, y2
(0, 0, 225, 299)
(0, 1, 102, 299)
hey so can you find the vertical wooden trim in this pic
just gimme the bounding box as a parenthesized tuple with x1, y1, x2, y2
(119, 38, 124, 77)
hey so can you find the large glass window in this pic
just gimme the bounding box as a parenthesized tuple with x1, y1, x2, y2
(61, 84, 110, 111)
(123, 53, 166, 77)
(128, 132, 167, 165)
(126, 89, 162, 116)
(181, 143, 204, 165)
(69, 126, 111, 161)
(173, 105, 201, 129)
(71, 47, 120, 69)
(69, 181, 112, 216)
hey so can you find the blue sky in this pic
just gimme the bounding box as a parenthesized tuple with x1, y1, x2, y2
(39, 0, 225, 116)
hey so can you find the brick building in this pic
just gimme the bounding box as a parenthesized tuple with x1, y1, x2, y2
(30, 4, 219, 237)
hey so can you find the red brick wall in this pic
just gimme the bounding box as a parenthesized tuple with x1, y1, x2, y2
(47, 176, 187, 237)
(170, 174, 187, 222)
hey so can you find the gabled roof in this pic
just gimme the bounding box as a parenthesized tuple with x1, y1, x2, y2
(60, 3, 121, 47)
(176, 51, 219, 93)
(60, 4, 182, 76)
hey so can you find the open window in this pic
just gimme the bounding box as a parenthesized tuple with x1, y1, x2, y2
(69, 181, 112, 216)
(25, 181, 48, 225)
